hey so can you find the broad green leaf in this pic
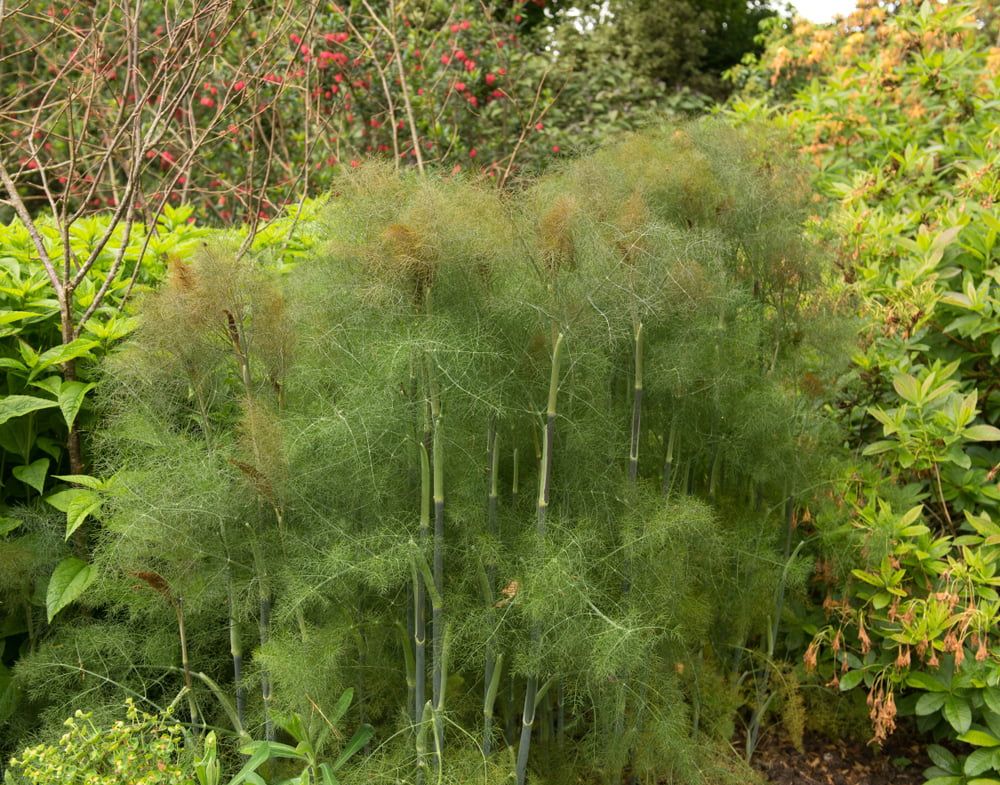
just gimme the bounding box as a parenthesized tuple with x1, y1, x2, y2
(29, 376, 62, 397)
(44, 487, 102, 538)
(899, 505, 923, 527)
(929, 225, 964, 266)
(928, 744, 960, 773)
(0, 517, 22, 536)
(944, 694, 973, 734)
(17, 340, 38, 367)
(965, 747, 999, 777)
(0, 395, 59, 426)
(907, 671, 948, 692)
(959, 730, 1000, 747)
(923, 778, 961, 785)
(329, 687, 354, 725)
(227, 743, 271, 785)
(257, 741, 304, 760)
(278, 712, 309, 746)
(850, 569, 883, 587)
(237, 740, 304, 761)
(52, 474, 105, 490)
(63, 491, 101, 539)
(28, 338, 98, 379)
(966, 425, 1000, 442)
(35, 436, 62, 460)
(12, 458, 49, 492)
(58, 381, 95, 428)
(46, 557, 96, 622)
(330, 724, 374, 771)
(984, 709, 1000, 739)
(45, 487, 89, 512)
(916, 691, 947, 715)
(892, 372, 921, 404)
(862, 440, 897, 456)
(0, 310, 41, 325)
(839, 669, 864, 691)
(984, 688, 1000, 716)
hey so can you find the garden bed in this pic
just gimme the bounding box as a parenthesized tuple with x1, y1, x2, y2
(752, 731, 927, 785)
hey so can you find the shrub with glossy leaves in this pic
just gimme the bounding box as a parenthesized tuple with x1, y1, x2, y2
(729, 0, 1000, 778)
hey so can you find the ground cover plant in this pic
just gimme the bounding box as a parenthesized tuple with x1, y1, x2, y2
(2, 119, 842, 783)
(729, 0, 1000, 780)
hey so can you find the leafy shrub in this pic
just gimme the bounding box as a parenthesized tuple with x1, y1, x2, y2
(0, 203, 323, 759)
(4, 699, 190, 785)
(0, 0, 720, 224)
(730, 0, 1000, 779)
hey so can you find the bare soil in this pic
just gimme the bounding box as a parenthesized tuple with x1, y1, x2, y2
(751, 730, 929, 785)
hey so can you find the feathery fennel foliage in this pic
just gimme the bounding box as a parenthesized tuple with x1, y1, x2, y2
(10, 120, 842, 784)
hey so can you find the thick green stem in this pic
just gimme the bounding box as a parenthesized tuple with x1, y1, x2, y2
(628, 323, 643, 483)
(556, 682, 565, 747)
(662, 417, 676, 496)
(401, 615, 416, 723)
(483, 652, 504, 757)
(506, 443, 520, 745)
(175, 597, 199, 729)
(431, 401, 445, 765)
(536, 333, 564, 535)
(216, 516, 244, 732)
(512, 446, 519, 509)
(483, 423, 499, 756)
(415, 442, 430, 728)
(415, 700, 433, 785)
(433, 624, 451, 774)
(248, 535, 273, 741)
(518, 333, 564, 785)
(258, 593, 273, 741)
(746, 496, 797, 761)
(515, 677, 538, 785)
(709, 445, 721, 502)
(226, 560, 245, 729)
(488, 424, 499, 556)
(620, 326, 643, 774)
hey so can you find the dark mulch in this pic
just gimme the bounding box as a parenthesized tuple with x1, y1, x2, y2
(751, 731, 929, 785)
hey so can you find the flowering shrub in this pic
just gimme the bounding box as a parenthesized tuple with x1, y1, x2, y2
(4, 700, 190, 785)
(730, 0, 1000, 779)
(0, 0, 706, 224)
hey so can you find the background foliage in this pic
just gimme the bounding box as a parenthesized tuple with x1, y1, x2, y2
(0, 0, 775, 224)
(729, 0, 1000, 781)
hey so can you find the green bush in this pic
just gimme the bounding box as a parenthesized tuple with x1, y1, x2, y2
(7, 120, 838, 784)
(729, 0, 1000, 779)
(0, 0, 724, 225)
(5, 700, 190, 785)
(0, 202, 324, 760)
